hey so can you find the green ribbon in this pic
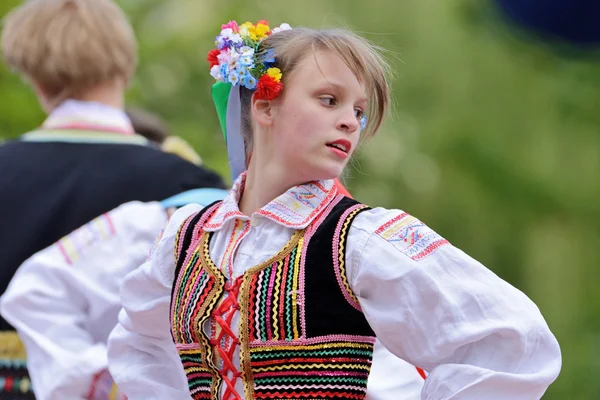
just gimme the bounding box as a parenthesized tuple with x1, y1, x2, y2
(211, 81, 232, 141)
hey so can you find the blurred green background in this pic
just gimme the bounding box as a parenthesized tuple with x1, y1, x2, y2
(1, 0, 599, 398)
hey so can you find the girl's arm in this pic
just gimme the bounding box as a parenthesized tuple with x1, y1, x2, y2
(347, 208, 561, 400)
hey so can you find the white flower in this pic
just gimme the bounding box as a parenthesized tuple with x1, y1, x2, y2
(219, 28, 243, 44)
(272, 23, 292, 33)
(229, 33, 243, 43)
(220, 28, 234, 37)
(240, 46, 255, 57)
(217, 52, 230, 64)
(227, 48, 240, 62)
(210, 64, 221, 80)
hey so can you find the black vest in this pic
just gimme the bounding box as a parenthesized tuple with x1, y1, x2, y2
(0, 136, 225, 331)
(170, 196, 376, 399)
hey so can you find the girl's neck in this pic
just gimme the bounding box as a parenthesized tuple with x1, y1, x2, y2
(238, 157, 296, 217)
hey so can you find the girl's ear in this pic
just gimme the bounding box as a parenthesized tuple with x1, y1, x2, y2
(251, 95, 275, 128)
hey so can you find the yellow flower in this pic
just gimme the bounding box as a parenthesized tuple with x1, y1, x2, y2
(255, 23, 270, 39)
(239, 22, 254, 39)
(267, 67, 282, 82)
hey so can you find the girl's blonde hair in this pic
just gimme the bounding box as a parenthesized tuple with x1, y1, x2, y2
(240, 27, 391, 151)
(2, 0, 137, 105)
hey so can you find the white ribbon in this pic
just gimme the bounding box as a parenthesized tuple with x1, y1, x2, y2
(225, 85, 247, 182)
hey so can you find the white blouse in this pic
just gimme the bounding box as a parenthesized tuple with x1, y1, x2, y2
(0, 196, 422, 399)
(108, 174, 561, 400)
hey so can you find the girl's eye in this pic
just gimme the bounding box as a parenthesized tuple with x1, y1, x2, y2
(354, 108, 364, 120)
(319, 96, 336, 106)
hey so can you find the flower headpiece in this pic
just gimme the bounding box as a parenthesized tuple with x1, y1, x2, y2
(207, 20, 292, 100)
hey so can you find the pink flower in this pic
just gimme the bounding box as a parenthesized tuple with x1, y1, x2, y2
(221, 20, 239, 33)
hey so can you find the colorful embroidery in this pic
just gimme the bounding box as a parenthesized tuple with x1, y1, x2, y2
(56, 213, 116, 265)
(175, 202, 222, 271)
(375, 212, 449, 261)
(218, 219, 250, 278)
(0, 331, 32, 398)
(172, 206, 226, 400)
(177, 344, 215, 399)
(205, 173, 338, 231)
(244, 236, 303, 342)
(257, 180, 337, 228)
(247, 341, 373, 399)
(203, 176, 246, 231)
(172, 240, 224, 399)
(171, 197, 376, 400)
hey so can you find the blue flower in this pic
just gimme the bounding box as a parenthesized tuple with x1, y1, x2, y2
(241, 74, 257, 89)
(228, 69, 240, 85)
(261, 48, 276, 68)
(262, 48, 276, 63)
(215, 35, 227, 50)
(239, 55, 254, 68)
(220, 63, 229, 80)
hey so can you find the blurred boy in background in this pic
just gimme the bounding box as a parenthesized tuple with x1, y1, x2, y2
(0, 1, 225, 397)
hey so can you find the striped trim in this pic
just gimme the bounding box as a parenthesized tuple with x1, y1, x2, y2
(332, 204, 371, 311)
(56, 213, 117, 265)
(375, 212, 450, 261)
(0, 331, 32, 396)
(21, 129, 149, 145)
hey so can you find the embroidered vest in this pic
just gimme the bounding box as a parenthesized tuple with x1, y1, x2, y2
(170, 196, 375, 399)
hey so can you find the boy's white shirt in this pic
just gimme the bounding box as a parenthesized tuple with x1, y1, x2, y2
(0, 200, 424, 400)
(0, 202, 167, 399)
(107, 175, 561, 400)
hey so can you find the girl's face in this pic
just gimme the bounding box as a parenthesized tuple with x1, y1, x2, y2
(256, 49, 367, 184)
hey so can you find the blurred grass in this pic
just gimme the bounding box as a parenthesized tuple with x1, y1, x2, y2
(2, 0, 599, 398)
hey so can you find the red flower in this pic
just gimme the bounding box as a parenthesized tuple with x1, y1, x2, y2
(207, 49, 220, 68)
(255, 75, 283, 100)
(257, 19, 269, 26)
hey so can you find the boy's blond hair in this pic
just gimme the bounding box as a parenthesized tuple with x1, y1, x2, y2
(1, 0, 137, 104)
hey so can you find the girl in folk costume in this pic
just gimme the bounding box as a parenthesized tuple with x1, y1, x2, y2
(107, 20, 561, 399)
(212, 61, 426, 398)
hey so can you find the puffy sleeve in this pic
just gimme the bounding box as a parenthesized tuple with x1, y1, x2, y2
(345, 207, 562, 400)
(0, 202, 168, 400)
(107, 204, 202, 400)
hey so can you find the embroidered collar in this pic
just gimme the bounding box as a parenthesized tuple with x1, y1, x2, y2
(42, 99, 135, 135)
(204, 172, 338, 231)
